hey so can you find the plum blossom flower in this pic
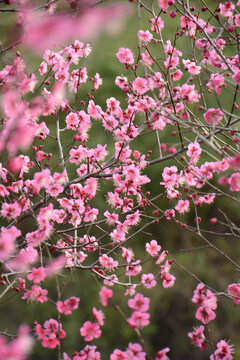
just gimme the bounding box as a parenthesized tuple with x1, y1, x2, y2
(92, 307, 104, 326)
(27, 267, 46, 284)
(227, 283, 240, 305)
(158, 0, 171, 10)
(94, 73, 102, 90)
(141, 273, 157, 288)
(22, 285, 48, 303)
(188, 325, 206, 350)
(219, 2, 235, 18)
(210, 340, 233, 360)
(128, 311, 150, 329)
(0, 226, 21, 261)
(1, 201, 22, 220)
(207, 73, 225, 94)
(56, 297, 80, 315)
(110, 349, 128, 360)
(182, 59, 201, 75)
(195, 306, 216, 324)
(175, 200, 190, 214)
(187, 142, 202, 164)
(35, 319, 65, 349)
(228, 173, 240, 191)
(138, 30, 153, 43)
(99, 286, 113, 306)
(203, 108, 223, 125)
(132, 77, 149, 95)
(161, 273, 176, 288)
(146, 240, 161, 257)
(127, 343, 146, 359)
(155, 347, 170, 360)
(80, 321, 101, 342)
(99, 254, 118, 271)
(116, 48, 134, 65)
(128, 293, 150, 312)
(233, 70, 240, 84)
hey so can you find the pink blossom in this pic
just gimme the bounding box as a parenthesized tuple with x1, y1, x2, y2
(121, 247, 134, 263)
(104, 211, 119, 225)
(155, 347, 170, 360)
(141, 50, 154, 66)
(192, 283, 217, 310)
(110, 349, 128, 360)
(125, 260, 142, 276)
(164, 209, 175, 220)
(195, 306, 216, 324)
(235, 14, 240, 27)
(126, 211, 141, 226)
(57, 296, 80, 315)
(146, 240, 161, 257)
(207, 73, 225, 94)
(195, 38, 210, 50)
(210, 340, 233, 360)
(227, 154, 240, 170)
(23, 3, 131, 53)
(99, 254, 118, 271)
(132, 77, 149, 95)
(0, 226, 21, 261)
(187, 142, 202, 164)
(188, 325, 206, 350)
(175, 200, 190, 214)
(35, 319, 65, 349)
(176, 84, 200, 103)
(164, 56, 179, 70)
(1, 201, 22, 220)
(99, 286, 113, 307)
(91, 307, 104, 326)
(66, 112, 80, 130)
(219, 2, 235, 17)
(116, 48, 134, 65)
(27, 267, 46, 284)
(69, 145, 89, 163)
(39, 62, 47, 75)
(161, 273, 176, 288)
(46, 183, 64, 198)
(203, 108, 223, 125)
(149, 17, 164, 33)
(94, 73, 103, 90)
(127, 343, 146, 360)
(182, 59, 201, 75)
(172, 69, 183, 81)
(158, 0, 170, 10)
(138, 30, 153, 43)
(22, 285, 48, 303)
(232, 70, 240, 84)
(141, 273, 157, 288)
(33, 169, 52, 189)
(128, 311, 150, 329)
(228, 173, 240, 191)
(227, 283, 240, 305)
(128, 293, 150, 312)
(0, 325, 34, 360)
(80, 321, 101, 342)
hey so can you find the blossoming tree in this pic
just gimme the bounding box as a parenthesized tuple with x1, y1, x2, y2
(0, 0, 240, 359)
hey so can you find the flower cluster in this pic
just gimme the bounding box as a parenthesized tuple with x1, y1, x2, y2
(0, 0, 240, 358)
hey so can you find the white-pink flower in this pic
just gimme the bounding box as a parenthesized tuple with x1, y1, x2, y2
(203, 108, 223, 125)
(175, 200, 190, 214)
(146, 240, 161, 257)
